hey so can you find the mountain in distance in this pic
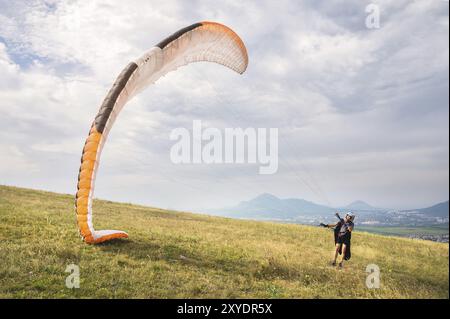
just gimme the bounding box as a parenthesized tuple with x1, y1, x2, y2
(208, 193, 335, 220)
(206, 194, 449, 227)
(342, 200, 383, 211)
(404, 201, 449, 218)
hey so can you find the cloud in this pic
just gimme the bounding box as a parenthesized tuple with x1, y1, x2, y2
(0, 0, 448, 210)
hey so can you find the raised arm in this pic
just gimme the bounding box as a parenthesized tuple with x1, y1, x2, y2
(320, 222, 338, 228)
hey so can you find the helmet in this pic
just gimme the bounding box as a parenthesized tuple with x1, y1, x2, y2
(345, 212, 355, 221)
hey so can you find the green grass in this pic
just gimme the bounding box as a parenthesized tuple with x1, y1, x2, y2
(358, 225, 449, 237)
(0, 185, 448, 298)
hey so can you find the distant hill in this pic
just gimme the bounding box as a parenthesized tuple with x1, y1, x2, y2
(410, 201, 449, 218)
(207, 194, 449, 227)
(209, 194, 390, 220)
(210, 193, 335, 219)
(344, 200, 381, 211)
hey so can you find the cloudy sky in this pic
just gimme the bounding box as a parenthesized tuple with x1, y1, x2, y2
(0, 0, 448, 211)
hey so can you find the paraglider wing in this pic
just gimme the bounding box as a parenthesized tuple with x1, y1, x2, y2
(75, 22, 248, 244)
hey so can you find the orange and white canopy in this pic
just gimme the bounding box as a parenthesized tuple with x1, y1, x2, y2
(75, 22, 248, 244)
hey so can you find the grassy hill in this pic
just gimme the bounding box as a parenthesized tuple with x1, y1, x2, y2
(0, 185, 448, 298)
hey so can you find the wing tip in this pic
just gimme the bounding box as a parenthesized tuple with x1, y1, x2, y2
(200, 21, 249, 73)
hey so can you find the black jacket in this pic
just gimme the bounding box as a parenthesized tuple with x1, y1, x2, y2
(333, 220, 351, 260)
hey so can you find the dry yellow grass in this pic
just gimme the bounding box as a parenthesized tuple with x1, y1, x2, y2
(0, 185, 448, 298)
